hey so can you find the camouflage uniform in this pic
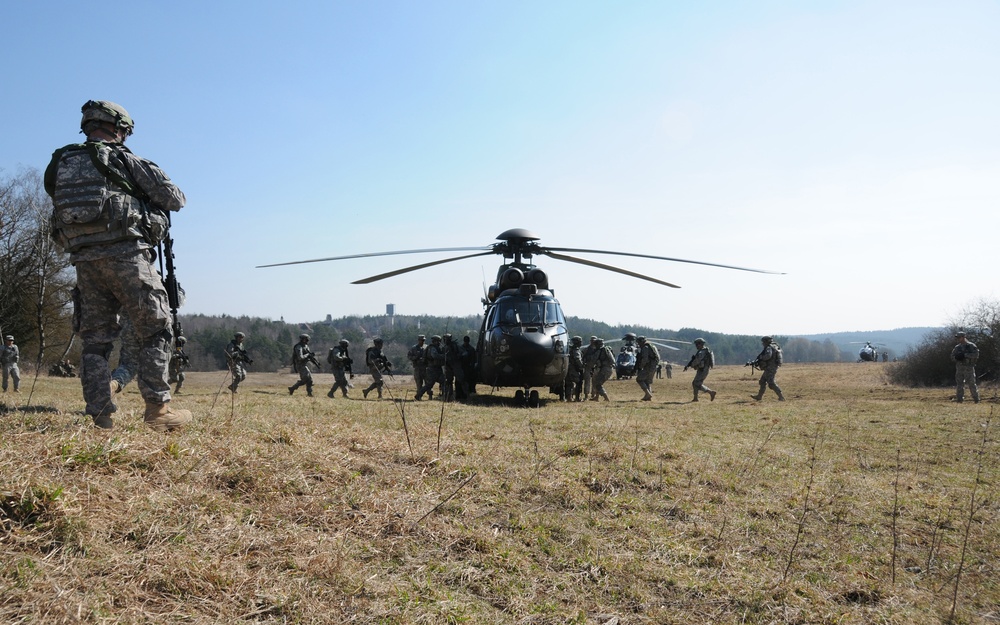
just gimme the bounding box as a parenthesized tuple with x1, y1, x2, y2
(226, 334, 251, 393)
(1, 337, 20, 392)
(288, 335, 317, 396)
(635, 337, 660, 401)
(684, 339, 716, 402)
(416, 336, 445, 400)
(751, 337, 784, 401)
(442, 334, 467, 402)
(326, 340, 352, 398)
(43, 101, 189, 430)
(565, 336, 585, 402)
(460, 336, 477, 396)
(110, 313, 140, 393)
(581, 336, 598, 398)
(591, 339, 614, 401)
(169, 338, 189, 393)
(362, 338, 390, 399)
(407, 336, 427, 395)
(951, 332, 980, 403)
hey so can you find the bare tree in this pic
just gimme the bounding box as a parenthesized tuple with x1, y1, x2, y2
(0, 168, 75, 373)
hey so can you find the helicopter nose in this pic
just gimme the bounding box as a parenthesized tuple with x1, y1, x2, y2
(507, 331, 555, 365)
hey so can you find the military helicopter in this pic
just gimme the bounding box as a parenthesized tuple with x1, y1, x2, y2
(607, 332, 688, 379)
(851, 341, 886, 362)
(259, 228, 780, 406)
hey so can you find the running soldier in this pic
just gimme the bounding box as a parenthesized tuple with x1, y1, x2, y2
(226, 332, 252, 393)
(362, 337, 391, 399)
(288, 333, 320, 396)
(683, 338, 716, 402)
(407, 335, 427, 396)
(635, 336, 661, 401)
(44, 100, 190, 431)
(951, 331, 980, 403)
(750, 336, 784, 401)
(1, 336, 20, 393)
(326, 339, 352, 398)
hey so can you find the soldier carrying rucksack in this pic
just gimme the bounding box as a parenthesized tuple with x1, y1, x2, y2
(750, 336, 784, 401)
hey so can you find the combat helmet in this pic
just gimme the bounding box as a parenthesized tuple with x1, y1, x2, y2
(761, 336, 773, 344)
(693, 338, 705, 346)
(299, 333, 310, 341)
(176, 336, 186, 345)
(234, 332, 245, 339)
(339, 339, 349, 347)
(80, 100, 134, 136)
(372, 337, 383, 345)
(570, 336, 582, 346)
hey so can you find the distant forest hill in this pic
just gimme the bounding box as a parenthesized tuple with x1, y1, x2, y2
(169, 313, 936, 373)
(790, 327, 940, 362)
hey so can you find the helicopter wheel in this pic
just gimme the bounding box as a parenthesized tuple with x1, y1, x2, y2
(514, 390, 525, 405)
(528, 390, 540, 408)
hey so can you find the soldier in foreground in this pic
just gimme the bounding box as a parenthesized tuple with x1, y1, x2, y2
(288, 333, 319, 396)
(226, 332, 252, 393)
(684, 338, 716, 402)
(326, 339, 352, 398)
(44, 100, 190, 431)
(634, 336, 660, 401)
(169, 336, 190, 394)
(407, 335, 427, 396)
(750, 336, 784, 401)
(362, 337, 391, 399)
(951, 331, 980, 403)
(1, 335, 20, 393)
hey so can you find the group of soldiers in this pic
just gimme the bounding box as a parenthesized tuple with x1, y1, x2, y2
(229, 331, 478, 402)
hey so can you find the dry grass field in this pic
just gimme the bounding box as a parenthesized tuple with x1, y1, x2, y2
(1, 363, 997, 624)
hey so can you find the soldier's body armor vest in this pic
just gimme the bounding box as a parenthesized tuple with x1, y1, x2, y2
(46, 142, 166, 253)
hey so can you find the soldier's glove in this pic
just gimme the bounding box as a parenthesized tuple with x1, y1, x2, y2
(955, 352, 965, 361)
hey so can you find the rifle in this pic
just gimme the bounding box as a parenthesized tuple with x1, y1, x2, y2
(744, 358, 760, 375)
(159, 213, 183, 341)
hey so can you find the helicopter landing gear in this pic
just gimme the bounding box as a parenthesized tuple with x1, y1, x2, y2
(513, 389, 540, 407)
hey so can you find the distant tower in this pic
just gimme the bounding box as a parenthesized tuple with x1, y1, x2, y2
(386, 304, 395, 327)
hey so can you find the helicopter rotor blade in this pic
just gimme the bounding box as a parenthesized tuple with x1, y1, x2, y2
(543, 247, 784, 275)
(647, 341, 681, 351)
(545, 251, 681, 288)
(256, 246, 490, 269)
(351, 251, 497, 284)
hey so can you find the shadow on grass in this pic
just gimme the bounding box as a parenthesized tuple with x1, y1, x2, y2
(0, 404, 62, 415)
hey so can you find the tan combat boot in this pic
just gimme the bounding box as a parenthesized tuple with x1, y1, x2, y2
(143, 401, 192, 432)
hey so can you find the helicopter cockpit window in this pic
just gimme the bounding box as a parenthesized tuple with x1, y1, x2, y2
(498, 301, 564, 326)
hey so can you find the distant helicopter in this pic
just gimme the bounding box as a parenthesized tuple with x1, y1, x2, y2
(259, 228, 780, 406)
(851, 341, 886, 362)
(607, 332, 687, 379)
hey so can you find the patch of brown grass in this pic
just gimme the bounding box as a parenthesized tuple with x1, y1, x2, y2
(1, 363, 997, 623)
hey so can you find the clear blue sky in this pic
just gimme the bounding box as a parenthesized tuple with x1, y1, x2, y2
(4, 1, 998, 335)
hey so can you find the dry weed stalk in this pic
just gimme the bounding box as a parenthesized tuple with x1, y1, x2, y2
(948, 409, 994, 623)
(781, 425, 823, 585)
